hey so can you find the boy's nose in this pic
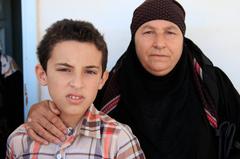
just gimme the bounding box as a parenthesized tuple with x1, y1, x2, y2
(69, 76, 84, 89)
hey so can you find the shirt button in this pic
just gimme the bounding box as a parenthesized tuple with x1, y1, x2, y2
(67, 127, 74, 136)
(56, 152, 62, 159)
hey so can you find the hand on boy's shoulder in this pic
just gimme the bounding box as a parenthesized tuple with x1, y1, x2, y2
(26, 100, 67, 145)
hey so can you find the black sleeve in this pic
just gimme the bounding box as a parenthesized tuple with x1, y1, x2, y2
(214, 67, 240, 158)
(214, 67, 240, 126)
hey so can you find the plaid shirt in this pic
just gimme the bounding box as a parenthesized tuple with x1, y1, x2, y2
(6, 104, 145, 159)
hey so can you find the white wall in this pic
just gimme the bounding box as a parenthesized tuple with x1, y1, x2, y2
(22, 0, 240, 117)
(37, 0, 143, 69)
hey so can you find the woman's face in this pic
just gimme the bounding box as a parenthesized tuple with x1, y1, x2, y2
(134, 20, 184, 76)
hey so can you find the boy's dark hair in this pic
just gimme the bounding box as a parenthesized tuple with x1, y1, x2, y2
(37, 19, 108, 72)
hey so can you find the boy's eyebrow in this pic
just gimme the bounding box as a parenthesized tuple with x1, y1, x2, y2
(55, 63, 73, 68)
(85, 65, 100, 69)
(55, 63, 100, 69)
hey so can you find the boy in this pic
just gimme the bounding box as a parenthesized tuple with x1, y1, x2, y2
(6, 19, 145, 159)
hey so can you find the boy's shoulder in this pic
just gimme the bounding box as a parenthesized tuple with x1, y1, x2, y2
(6, 124, 31, 156)
(7, 124, 28, 142)
(89, 104, 132, 133)
(87, 105, 145, 158)
(81, 105, 135, 141)
(99, 108, 132, 134)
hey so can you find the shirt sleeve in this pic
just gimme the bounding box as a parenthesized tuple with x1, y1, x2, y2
(5, 124, 27, 159)
(115, 124, 145, 159)
(6, 140, 15, 159)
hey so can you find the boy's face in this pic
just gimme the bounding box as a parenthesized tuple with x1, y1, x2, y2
(36, 40, 108, 118)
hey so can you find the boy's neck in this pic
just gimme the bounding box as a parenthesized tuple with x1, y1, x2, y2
(60, 112, 84, 128)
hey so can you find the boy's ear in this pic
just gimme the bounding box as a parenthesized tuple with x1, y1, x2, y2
(98, 71, 109, 90)
(35, 64, 48, 86)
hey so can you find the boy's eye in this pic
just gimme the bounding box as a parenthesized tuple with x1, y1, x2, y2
(85, 70, 97, 75)
(56, 68, 71, 72)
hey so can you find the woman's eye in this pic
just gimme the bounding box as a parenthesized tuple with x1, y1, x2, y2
(166, 31, 176, 35)
(143, 31, 153, 35)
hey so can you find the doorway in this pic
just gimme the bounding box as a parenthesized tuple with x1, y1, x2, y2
(0, 0, 23, 157)
(0, 0, 22, 69)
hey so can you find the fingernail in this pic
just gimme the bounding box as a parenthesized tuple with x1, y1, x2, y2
(60, 136, 66, 142)
(54, 139, 61, 144)
(43, 141, 49, 145)
(27, 118, 32, 122)
(63, 129, 68, 134)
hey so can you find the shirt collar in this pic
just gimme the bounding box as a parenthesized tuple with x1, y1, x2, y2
(74, 104, 102, 139)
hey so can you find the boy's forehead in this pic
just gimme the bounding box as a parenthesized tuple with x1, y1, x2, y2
(48, 40, 103, 67)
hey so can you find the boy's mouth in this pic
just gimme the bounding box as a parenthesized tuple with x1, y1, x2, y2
(66, 94, 84, 105)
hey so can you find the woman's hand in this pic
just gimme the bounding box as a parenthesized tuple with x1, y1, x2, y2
(25, 100, 67, 144)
